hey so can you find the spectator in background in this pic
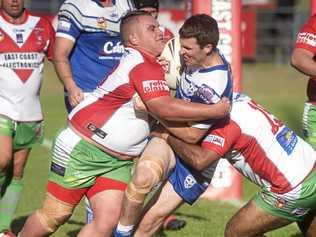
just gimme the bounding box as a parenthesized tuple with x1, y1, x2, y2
(0, 0, 55, 236)
(291, 14, 316, 149)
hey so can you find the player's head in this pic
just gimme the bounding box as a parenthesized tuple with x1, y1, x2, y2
(1, 0, 25, 19)
(180, 14, 219, 50)
(179, 14, 219, 67)
(133, 0, 159, 19)
(120, 10, 164, 57)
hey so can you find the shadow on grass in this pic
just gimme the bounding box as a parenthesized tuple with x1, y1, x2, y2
(11, 216, 84, 237)
(11, 214, 303, 237)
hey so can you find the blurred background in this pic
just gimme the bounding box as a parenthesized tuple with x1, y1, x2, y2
(25, 0, 310, 65)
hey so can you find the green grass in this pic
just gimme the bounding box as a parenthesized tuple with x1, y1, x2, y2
(13, 61, 307, 236)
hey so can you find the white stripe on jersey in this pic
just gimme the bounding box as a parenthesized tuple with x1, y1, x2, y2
(59, 0, 134, 33)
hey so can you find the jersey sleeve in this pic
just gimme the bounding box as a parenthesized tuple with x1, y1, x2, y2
(201, 119, 240, 157)
(55, 1, 82, 42)
(44, 18, 56, 61)
(130, 62, 171, 102)
(294, 14, 316, 54)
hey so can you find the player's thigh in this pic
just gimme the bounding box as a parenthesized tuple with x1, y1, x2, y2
(225, 200, 291, 237)
(89, 189, 125, 227)
(13, 148, 31, 178)
(139, 137, 176, 177)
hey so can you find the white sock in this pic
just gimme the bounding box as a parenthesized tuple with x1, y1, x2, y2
(116, 222, 134, 233)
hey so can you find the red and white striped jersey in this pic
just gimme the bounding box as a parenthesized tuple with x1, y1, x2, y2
(69, 47, 170, 156)
(0, 10, 55, 121)
(202, 94, 316, 194)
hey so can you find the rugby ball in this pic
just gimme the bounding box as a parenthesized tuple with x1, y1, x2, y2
(161, 37, 182, 90)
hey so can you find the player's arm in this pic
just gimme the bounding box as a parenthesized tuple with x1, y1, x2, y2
(291, 48, 316, 77)
(145, 96, 230, 122)
(164, 133, 221, 171)
(157, 120, 209, 144)
(53, 37, 84, 107)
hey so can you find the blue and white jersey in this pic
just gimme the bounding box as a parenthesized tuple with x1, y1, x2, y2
(56, 0, 134, 92)
(175, 50, 233, 129)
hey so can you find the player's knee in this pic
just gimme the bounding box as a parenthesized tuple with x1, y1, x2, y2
(126, 157, 164, 203)
(36, 196, 74, 233)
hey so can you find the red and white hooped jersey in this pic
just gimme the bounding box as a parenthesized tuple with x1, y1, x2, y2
(0, 10, 55, 121)
(69, 47, 170, 156)
(202, 94, 316, 194)
(294, 14, 316, 101)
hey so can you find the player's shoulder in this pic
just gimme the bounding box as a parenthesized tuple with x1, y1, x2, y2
(115, 0, 135, 12)
(28, 12, 53, 28)
(59, 0, 99, 19)
(301, 14, 316, 32)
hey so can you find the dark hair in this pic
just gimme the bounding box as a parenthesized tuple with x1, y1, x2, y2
(133, 0, 159, 10)
(179, 14, 219, 49)
(120, 10, 152, 43)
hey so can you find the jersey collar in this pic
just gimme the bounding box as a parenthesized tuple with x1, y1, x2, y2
(92, 0, 116, 7)
(0, 8, 29, 25)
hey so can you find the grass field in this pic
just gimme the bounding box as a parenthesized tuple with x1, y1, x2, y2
(12, 61, 308, 236)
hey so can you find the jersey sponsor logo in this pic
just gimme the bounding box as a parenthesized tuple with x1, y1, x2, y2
(97, 17, 107, 29)
(87, 123, 107, 139)
(16, 33, 23, 43)
(292, 207, 310, 217)
(184, 174, 197, 189)
(51, 162, 66, 177)
(276, 127, 298, 155)
(275, 197, 287, 209)
(296, 32, 316, 47)
(142, 80, 169, 93)
(102, 41, 124, 55)
(195, 84, 216, 104)
(204, 134, 225, 147)
(34, 27, 44, 45)
(1, 53, 41, 69)
(57, 19, 71, 32)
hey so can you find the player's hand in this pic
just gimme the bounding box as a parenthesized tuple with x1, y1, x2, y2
(157, 56, 170, 73)
(68, 85, 84, 108)
(133, 94, 147, 112)
(212, 97, 231, 118)
(150, 123, 169, 141)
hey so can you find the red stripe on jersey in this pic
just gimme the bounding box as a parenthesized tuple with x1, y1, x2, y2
(235, 134, 293, 193)
(13, 69, 33, 83)
(70, 83, 134, 138)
